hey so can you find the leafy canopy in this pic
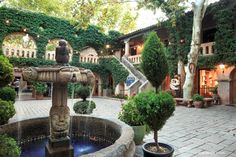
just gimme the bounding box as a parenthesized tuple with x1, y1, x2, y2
(4, 0, 137, 33)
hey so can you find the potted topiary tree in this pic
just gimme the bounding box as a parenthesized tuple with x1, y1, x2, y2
(192, 94, 204, 108)
(0, 134, 21, 157)
(33, 82, 46, 100)
(139, 31, 175, 156)
(118, 98, 145, 145)
(73, 84, 96, 114)
(0, 100, 16, 125)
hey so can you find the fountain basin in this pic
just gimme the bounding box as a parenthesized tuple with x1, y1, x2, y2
(0, 116, 135, 157)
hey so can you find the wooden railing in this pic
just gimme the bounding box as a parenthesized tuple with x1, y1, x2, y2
(200, 42, 215, 55)
(2, 46, 36, 58)
(128, 54, 141, 64)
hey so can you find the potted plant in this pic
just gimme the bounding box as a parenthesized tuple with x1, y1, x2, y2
(118, 98, 145, 145)
(33, 82, 46, 100)
(138, 32, 175, 157)
(192, 94, 204, 108)
(134, 91, 175, 157)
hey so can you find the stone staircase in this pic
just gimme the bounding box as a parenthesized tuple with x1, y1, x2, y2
(120, 56, 151, 95)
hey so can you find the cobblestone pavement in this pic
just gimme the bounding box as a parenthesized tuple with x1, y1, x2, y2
(10, 98, 236, 157)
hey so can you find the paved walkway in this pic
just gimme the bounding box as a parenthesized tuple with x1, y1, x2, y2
(9, 98, 236, 157)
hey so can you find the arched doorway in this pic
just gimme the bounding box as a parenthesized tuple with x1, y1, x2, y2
(2, 32, 37, 58)
(230, 68, 236, 104)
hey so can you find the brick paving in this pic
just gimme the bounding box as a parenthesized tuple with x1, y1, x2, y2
(9, 98, 236, 157)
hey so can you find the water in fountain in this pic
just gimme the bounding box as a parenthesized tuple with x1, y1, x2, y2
(16, 78, 23, 144)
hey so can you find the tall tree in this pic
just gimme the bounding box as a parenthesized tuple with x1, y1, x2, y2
(3, 0, 137, 33)
(139, 0, 209, 99)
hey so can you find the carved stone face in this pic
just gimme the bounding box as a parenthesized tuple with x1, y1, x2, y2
(50, 107, 70, 139)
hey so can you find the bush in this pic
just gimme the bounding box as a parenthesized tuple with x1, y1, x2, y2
(118, 99, 144, 126)
(134, 91, 175, 151)
(33, 82, 46, 95)
(192, 94, 204, 102)
(0, 134, 21, 157)
(141, 32, 168, 90)
(73, 100, 96, 114)
(0, 86, 16, 102)
(77, 85, 90, 101)
(0, 55, 14, 87)
(0, 100, 15, 125)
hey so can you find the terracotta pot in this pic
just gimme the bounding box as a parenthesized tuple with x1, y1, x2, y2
(142, 142, 174, 157)
(132, 125, 146, 145)
(193, 101, 203, 108)
(36, 94, 44, 100)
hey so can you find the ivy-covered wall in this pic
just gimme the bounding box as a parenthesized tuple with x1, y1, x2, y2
(0, 7, 123, 58)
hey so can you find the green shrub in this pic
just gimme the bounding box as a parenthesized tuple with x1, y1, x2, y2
(0, 86, 16, 102)
(192, 94, 204, 102)
(0, 56, 14, 87)
(0, 100, 16, 125)
(0, 134, 21, 157)
(77, 85, 90, 101)
(141, 32, 168, 91)
(134, 91, 175, 151)
(73, 100, 96, 114)
(118, 99, 144, 126)
(33, 82, 46, 95)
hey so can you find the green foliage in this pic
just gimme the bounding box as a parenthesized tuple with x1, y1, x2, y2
(0, 7, 123, 57)
(106, 31, 124, 49)
(118, 99, 144, 126)
(192, 94, 204, 102)
(77, 85, 90, 101)
(9, 57, 55, 67)
(33, 82, 46, 95)
(141, 32, 168, 89)
(0, 100, 15, 125)
(99, 57, 129, 86)
(134, 91, 175, 132)
(0, 86, 16, 102)
(0, 55, 14, 87)
(0, 134, 21, 157)
(73, 100, 96, 114)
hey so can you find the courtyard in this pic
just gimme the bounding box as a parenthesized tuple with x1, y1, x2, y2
(10, 97, 236, 157)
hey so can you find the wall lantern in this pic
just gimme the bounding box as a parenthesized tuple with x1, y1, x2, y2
(37, 35, 40, 38)
(219, 63, 225, 73)
(5, 20, 10, 24)
(105, 44, 110, 49)
(23, 28, 27, 32)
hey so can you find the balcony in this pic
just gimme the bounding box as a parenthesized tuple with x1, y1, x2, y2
(2, 46, 36, 58)
(200, 42, 215, 55)
(128, 54, 141, 64)
(80, 55, 99, 64)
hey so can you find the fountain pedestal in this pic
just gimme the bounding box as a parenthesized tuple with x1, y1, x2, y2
(22, 40, 95, 157)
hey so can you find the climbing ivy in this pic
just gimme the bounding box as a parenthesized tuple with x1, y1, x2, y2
(8, 57, 55, 67)
(0, 7, 122, 58)
(99, 57, 129, 86)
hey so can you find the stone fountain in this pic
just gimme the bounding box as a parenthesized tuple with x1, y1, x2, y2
(22, 40, 95, 157)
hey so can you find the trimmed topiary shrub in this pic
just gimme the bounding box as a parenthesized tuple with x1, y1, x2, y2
(134, 91, 175, 152)
(141, 32, 168, 91)
(76, 85, 90, 101)
(0, 134, 21, 157)
(0, 86, 16, 102)
(33, 82, 47, 95)
(0, 56, 14, 88)
(0, 100, 15, 125)
(73, 100, 96, 114)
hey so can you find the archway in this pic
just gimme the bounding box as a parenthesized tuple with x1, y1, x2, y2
(230, 68, 236, 104)
(45, 39, 73, 61)
(2, 32, 37, 58)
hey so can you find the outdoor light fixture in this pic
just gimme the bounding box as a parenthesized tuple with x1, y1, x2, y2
(37, 35, 40, 38)
(219, 63, 225, 73)
(23, 28, 27, 32)
(106, 44, 110, 49)
(5, 20, 10, 24)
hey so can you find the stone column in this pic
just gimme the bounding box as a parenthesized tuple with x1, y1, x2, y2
(124, 39, 130, 57)
(46, 83, 73, 157)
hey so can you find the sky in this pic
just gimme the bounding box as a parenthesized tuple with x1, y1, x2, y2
(134, 0, 220, 30)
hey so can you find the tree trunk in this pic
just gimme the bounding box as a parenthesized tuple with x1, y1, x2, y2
(178, 59, 185, 96)
(154, 130, 160, 151)
(183, 0, 208, 99)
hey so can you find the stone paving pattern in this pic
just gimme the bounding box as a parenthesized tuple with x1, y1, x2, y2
(10, 98, 236, 157)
